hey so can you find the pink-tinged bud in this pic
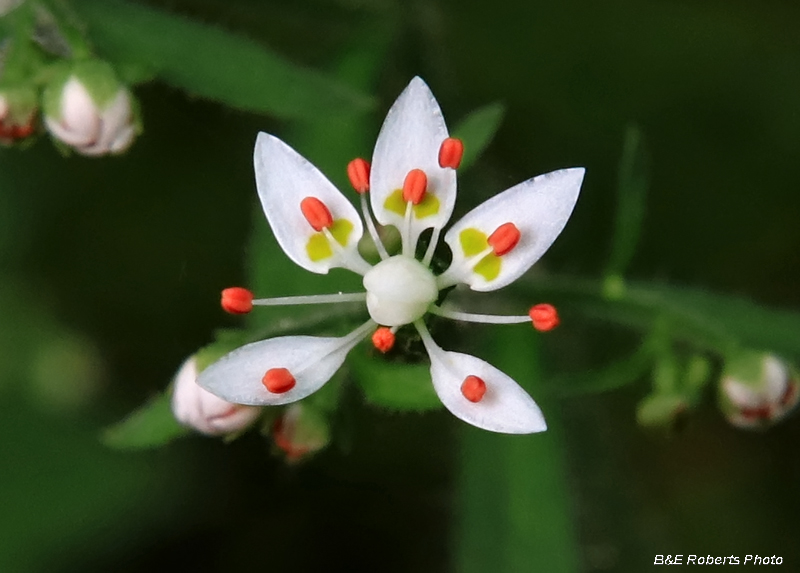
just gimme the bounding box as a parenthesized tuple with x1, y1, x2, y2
(171, 357, 261, 435)
(272, 404, 330, 462)
(43, 62, 137, 156)
(719, 352, 799, 429)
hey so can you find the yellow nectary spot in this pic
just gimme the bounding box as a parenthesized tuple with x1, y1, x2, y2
(473, 253, 501, 281)
(306, 218, 354, 261)
(384, 189, 440, 219)
(459, 228, 488, 256)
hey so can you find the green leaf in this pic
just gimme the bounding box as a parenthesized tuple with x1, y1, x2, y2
(547, 342, 654, 397)
(451, 102, 505, 170)
(349, 346, 441, 412)
(71, 0, 375, 120)
(604, 124, 649, 284)
(102, 389, 188, 450)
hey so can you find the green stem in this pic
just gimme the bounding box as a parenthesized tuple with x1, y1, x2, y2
(455, 331, 580, 572)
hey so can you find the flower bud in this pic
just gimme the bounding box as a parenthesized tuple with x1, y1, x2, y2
(0, 86, 37, 144)
(171, 356, 261, 435)
(272, 403, 330, 462)
(43, 61, 137, 156)
(719, 352, 798, 429)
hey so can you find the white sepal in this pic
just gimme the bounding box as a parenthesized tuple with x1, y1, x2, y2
(197, 322, 372, 406)
(370, 77, 456, 250)
(425, 340, 547, 434)
(441, 168, 584, 291)
(254, 132, 366, 274)
(171, 357, 261, 435)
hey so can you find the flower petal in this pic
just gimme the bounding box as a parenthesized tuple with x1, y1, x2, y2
(370, 77, 457, 250)
(424, 339, 546, 434)
(254, 132, 367, 274)
(441, 168, 584, 291)
(197, 321, 373, 406)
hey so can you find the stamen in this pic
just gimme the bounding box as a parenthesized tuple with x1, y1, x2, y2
(360, 193, 389, 260)
(347, 158, 371, 194)
(529, 304, 559, 331)
(422, 226, 441, 267)
(461, 375, 486, 402)
(402, 169, 427, 204)
(372, 327, 395, 353)
(253, 292, 367, 306)
(221, 287, 254, 314)
(438, 137, 464, 169)
(488, 223, 521, 256)
(262, 367, 296, 394)
(402, 200, 414, 257)
(300, 197, 333, 231)
(320, 227, 373, 275)
(429, 305, 531, 325)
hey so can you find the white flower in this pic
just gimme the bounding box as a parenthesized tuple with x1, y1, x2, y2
(198, 77, 585, 434)
(171, 356, 262, 435)
(44, 63, 136, 156)
(720, 353, 798, 429)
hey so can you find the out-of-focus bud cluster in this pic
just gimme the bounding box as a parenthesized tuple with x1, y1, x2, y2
(719, 352, 798, 429)
(637, 353, 711, 430)
(171, 356, 262, 436)
(43, 61, 138, 156)
(1, 1, 140, 154)
(271, 403, 331, 462)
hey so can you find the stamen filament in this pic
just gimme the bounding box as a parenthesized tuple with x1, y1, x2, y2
(360, 193, 389, 260)
(422, 226, 441, 267)
(322, 227, 373, 275)
(429, 305, 530, 325)
(253, 292, 368, 306)
(402, 200, 414, 257)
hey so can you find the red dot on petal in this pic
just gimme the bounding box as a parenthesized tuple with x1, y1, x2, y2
(529, 303, 559, 331)
(347, 158, 370, 194)
(402, 169, 428, 204)
(461, 375, 487, 403)
(300, 197, 333, 231)
(262, 368, 296, 394)
(221, 287, 253, 314)
(372, 327, 395, 353)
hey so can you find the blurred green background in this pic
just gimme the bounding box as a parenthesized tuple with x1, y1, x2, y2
(1, 0, 799, 571)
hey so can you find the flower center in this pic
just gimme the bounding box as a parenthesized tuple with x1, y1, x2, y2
(363, 255, 438, 327)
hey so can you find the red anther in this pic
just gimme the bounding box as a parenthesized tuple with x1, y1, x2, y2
(438, 137, 464, 169)
(300, 197, 333, 231)
(372, 327, 395, 353)
(221, 287, 253, 314)
(529, 303, 559, 332)
(347, 158, 371, 194)
(461, 375, 487, 403)
(402, 169, 428, 204)
(488, 222, 521, 256)
(262, 368, 296, 394)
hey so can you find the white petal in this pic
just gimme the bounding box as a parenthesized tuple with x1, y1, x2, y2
(370, 77, 456, 248)
(197, 322, 372, 406)
(441, 168, 584, 291)
(426, 342, 547, 434)
(254, 133, 366, 274)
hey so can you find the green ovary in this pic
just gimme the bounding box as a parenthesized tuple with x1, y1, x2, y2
(306, 219, 354, 261)
(459, 227, 501, 281)
(384, 189, 440, 219)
